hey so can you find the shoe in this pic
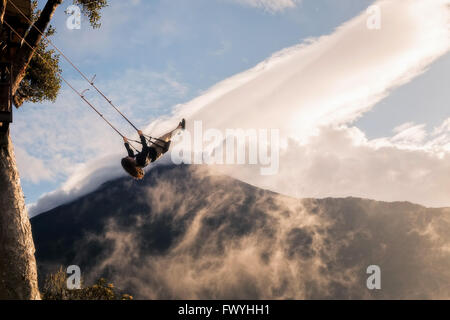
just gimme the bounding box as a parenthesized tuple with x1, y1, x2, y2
(179, 118, 186, 130)
(163, 141, 171, 153)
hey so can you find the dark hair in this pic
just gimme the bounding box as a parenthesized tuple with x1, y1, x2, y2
(121, 157, 144, 179)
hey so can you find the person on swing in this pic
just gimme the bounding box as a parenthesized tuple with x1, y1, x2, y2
(121, 119, 186, 179)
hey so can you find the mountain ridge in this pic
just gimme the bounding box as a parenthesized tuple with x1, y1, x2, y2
(31, 164, 450, 299)
(32, 163, 448, 220)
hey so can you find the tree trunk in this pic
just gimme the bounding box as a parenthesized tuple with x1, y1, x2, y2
(0, 0, 40, 300)
(0, 129, 40, 299)
(0, 0, 63, 300)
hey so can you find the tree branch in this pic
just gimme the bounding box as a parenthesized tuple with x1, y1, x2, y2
(0, 0, 6, 33)
(11, 0, 62, 97)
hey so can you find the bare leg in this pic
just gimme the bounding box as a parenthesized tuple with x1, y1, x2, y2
(150, 120, 184, 161)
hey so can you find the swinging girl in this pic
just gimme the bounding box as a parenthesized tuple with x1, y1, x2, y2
(121, 119, 186, 179)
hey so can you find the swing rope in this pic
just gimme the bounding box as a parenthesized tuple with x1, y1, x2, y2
(8, 0, 141, 132)
(4, 1, 168, 150)
(3, 19, 148, 153)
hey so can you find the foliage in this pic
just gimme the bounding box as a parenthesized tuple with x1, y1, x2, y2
(41, 267, 133, 300)
(14, 39, 61, 107)
(74, 0, 108, 29)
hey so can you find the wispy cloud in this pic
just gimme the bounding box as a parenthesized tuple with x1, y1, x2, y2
(14, 147, 55, 183)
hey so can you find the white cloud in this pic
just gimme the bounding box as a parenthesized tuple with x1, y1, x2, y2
(14, 147, 55, 183)
(167, 0, 449, 207)
(27, 155, 122, 217)
(213, 121, 450, 208)
(391, 122, 427, 145)
(28, 0, 450, 215)
(231, 0, 301, 12)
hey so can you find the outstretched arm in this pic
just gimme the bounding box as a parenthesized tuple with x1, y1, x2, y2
(138, 130, 148, 148)
(123, 137, 135, 157)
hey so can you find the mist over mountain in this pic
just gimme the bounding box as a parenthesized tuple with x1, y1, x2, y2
(31, 164, 450, 299)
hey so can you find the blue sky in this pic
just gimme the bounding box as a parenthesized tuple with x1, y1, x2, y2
(10, 0, 450, 210)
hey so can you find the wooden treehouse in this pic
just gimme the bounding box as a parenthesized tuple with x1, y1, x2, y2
(0, 0, 31, 132)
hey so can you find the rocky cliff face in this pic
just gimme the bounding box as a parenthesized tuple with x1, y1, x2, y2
(31, 164, 450, 299)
